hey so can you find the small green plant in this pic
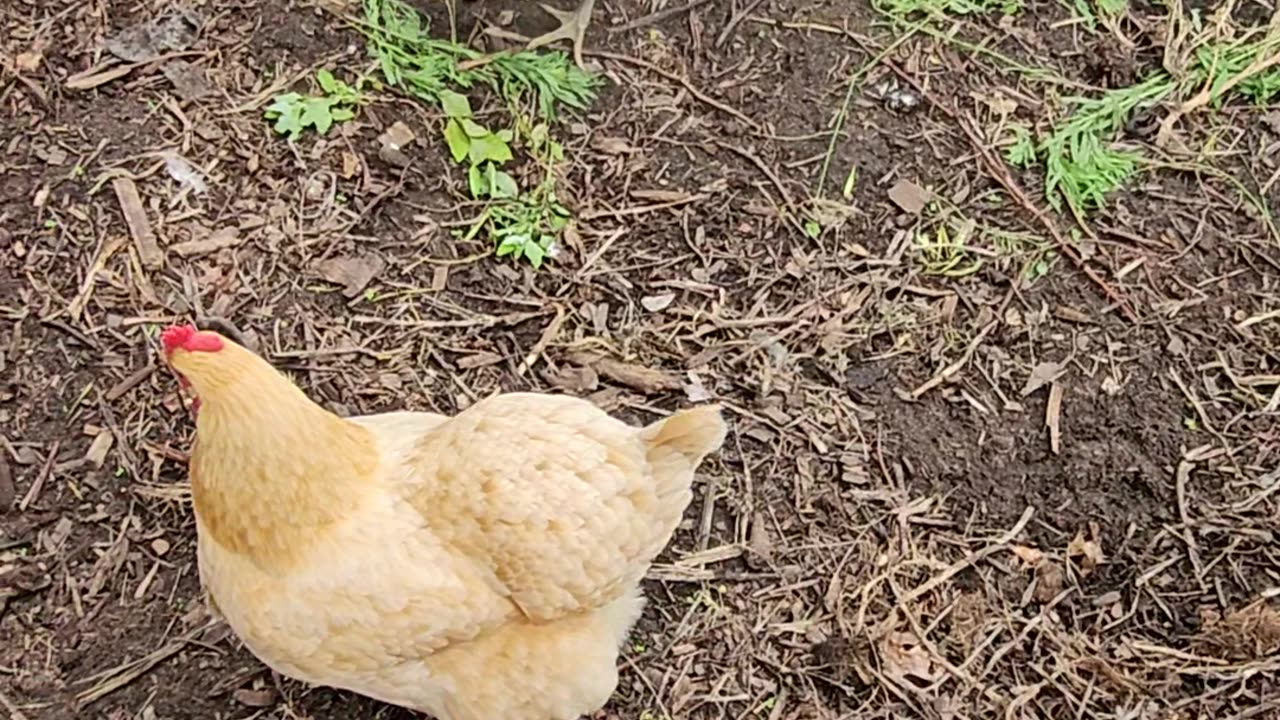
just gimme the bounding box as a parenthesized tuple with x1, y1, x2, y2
(842, 165, 859, 199)
(992, 228, 1057, 280)
(1010, 28, 1280, 215)
(358, 0, 597, 268)
(915, 221, 984, 278)
(1193, 33, 1280, 106)
(1063, 0, 1126, 30)
(1032, 75, 1175, 213)
(361, 0, 598, 119)
(264, 69, 368, 140)
(438, 90, 518, 198)
(874, 0, 1021, 20)
(1004, 125, 1037, 168)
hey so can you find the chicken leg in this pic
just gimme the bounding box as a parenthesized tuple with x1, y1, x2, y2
(525, 0, 595, 69)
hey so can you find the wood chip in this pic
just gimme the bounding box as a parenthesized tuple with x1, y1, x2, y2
(456, 351, 504, 369)
(84, 432, 114, 469)
(66, 62, 139, 91)
(1046, 380, 1063, 455)
(18, 442, 59, 512)
(105, 364, 156, 402)
(431, 266, 449, 292)
(641, 292, 675, 312)
(315, 254, 385, 299)
(232, 688, 276, 708)
(379, 121, 416, 149)
(565, 351, 682, 393)
(169, 227, 241, 258)
(112, 177, 163, 269)
(747, 513, 773, 568)
(631, 189, 696, 203)
(887, 179, 932, 214)
(1020, 361, 1064, 397)
(0, 452, 13, 511)
(592, 136, 640, 154)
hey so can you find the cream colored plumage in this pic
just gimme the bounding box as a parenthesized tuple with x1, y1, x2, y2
(160, 325, 725, 720)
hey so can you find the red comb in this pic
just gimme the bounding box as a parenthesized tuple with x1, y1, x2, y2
(160, 324, 224, 354)
(161, 324, 196, 354)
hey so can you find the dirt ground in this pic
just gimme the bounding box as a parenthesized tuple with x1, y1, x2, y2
(2, 0, 1279, 718)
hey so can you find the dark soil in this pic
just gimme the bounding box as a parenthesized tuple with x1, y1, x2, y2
(3, 0, 1278, 719)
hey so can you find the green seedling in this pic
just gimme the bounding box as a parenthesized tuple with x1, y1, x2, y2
(361, 0, 598, 119)
(841, 165, 859, 200)
(874, 0, 1021, 20)
(1063, 0, 1127, 31)
(438, 90, 518, 199)
(358, 0, 597, 269)
(264, 69, 368, 140)
(1004, 125, 1036, 168)
(915, 221, 983, 278)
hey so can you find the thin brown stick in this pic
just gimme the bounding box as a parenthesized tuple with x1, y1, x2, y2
(18, 441, 59, 512)
(589, 50, 762, 131)
(611, 0, 713, 34)
(716, 0, 767, 48)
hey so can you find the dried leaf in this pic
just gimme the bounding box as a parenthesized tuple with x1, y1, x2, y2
(880, 631, 939, 683)
(683, 372, 712, 402)
(565, 351, 681, 393)
(1034, 560, 1065, 603)
(104, 10, 202, 62)
(169, 227, 241, 258)
(341, 152, 360, 179)
(1067, 530, 1105, 576)
(165, 154, 208, 194)
(641, 293, 675, 312)
(161, 60, 211, 100)
(315, 254, 385, 299)
(1020, 361, 1064, 397)
(15, 46, 44, 73)
(542, 364, 599, 393)
(0, 452, 13, 511)
(887, 179, 932, 214)
(1010, 545, 1044, 567)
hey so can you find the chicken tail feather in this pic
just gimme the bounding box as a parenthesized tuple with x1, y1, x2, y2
(638, 405, 726, 538)
(641, 405, 727, 468)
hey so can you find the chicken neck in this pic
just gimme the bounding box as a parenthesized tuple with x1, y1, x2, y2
(188, 374, 379, 572)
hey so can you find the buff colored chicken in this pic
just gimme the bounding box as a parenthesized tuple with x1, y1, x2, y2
(159, 324, 725, 720)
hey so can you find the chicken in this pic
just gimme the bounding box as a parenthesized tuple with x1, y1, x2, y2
(159, 324, 725, 720)
(525, 0, 596, 69)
